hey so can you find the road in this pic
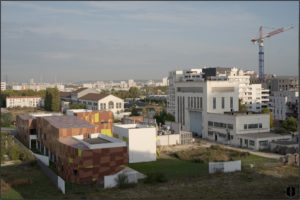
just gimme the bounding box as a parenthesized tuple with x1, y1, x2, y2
(1, 127, 16, 136)
(199, 139, 282, 160)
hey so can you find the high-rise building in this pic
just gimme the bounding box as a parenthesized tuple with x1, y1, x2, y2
(1, 82, 6, 91)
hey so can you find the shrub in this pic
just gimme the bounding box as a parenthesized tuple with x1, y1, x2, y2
(144, 172, 167, 184)
(115, 173, 129, 189)
(191, 158, 205, 163)
(1, 179, 10, 193)
(210, 145, 221, 150)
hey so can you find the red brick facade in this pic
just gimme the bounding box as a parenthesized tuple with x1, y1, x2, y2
(74, 111, 114, 137)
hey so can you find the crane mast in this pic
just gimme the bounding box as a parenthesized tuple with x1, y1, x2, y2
(251, 25, 294, 82)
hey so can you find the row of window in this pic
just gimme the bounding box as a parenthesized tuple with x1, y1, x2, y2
(187, 96, 202, 109)
(244, 123, 263, 129)
(208, 131, 233, 140)
(208, 121, 233, 129)
(212, 97, 233, 109)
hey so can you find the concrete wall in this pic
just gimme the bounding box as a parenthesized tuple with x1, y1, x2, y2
(114, 124, 156, 163)
(104, 170, 137, 189)
(209, 160, 241, 174)
(157, 134, 180, 146)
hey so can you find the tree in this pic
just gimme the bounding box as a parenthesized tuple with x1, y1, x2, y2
(238, 99, 247, 112)
(154, 110, 175, 125)
(128, 87, 140, 99)
(44, 88, 60, 112)
(261, 108, 274, 128)
(1, 112, 13, 127)
(130, 106, 140, 116)
(282, 117, 298, 132)
(69, 103, 85, 109)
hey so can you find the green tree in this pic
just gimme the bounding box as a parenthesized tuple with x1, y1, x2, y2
(129, 87, 140, 99)
(100, 90, 110, 95)
(130, 106, 140, 116)
(261, 108, 274, 128)
(44, 88, 60, 111)
(238, 99, 247, 112)
(282, 117, 298, 132)
(69, 103, 85, 109)
(1, 112, 13, 127)
(154, 110, 175, 125)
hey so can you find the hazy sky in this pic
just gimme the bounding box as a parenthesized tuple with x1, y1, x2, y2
(2, 1, 298, 83)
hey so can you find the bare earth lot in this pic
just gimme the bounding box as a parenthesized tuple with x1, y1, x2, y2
(1, 142, 299, 199)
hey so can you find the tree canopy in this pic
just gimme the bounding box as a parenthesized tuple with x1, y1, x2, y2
(238, 99, 247, 112)
(154, 110, 175, 125)
(130, 106, 140, 116)
(44, 88, 60, 112)
(282, 117, 298, 132)
(69, 103, 85, 109)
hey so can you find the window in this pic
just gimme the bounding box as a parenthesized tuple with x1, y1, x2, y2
(208, 131, 214, 136)
(103, 103, 106, 109)
(93, 102, 97, 106)
(101, 121, 108, 125)
(208, 121, 213, 126)
(248, 124, 258, 129)
(191, 97, 194, 108)
(188, 97, 190, 108)
(259, 123, 262, 128)
(230, 135, 233, 140)
(73, 169, 78, 176)
(227, 124, 233, 130)
(244, 139, 248, 145)
(259, 140, 268, 146)
(108, 101, 114, 109)
(222, 97, 225, 109)
(249, 140, 255, 146)
(230, 97, 233, 109)
(244, 124, 247, 129)
(200, 97, 202, 108)
(197, 97, 199, 108)
(194, 97, 196, 108)
(213, 97, 216, 109)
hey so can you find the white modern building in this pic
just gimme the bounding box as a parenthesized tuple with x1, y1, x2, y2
(269, 91, 299, 120)
(167, 70, 183, 116)
(6, 96, 44, 108)
(1, 82, 6, 91)
(78, 93, 124, 115)
(113, 124, 156, 163)
(206, 112, 270, 146)
(128, 79, 136, 88)
(170, 67, 271, 139)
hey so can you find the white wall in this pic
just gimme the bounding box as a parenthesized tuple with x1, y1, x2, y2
(114, 124, 156, 163)
(209, 160, 241, 174)
(104, 171, 137, 189)
(157, 134, 180, 146)
(6, 97, 44, 108)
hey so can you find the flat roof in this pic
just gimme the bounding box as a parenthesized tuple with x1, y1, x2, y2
(270, 140, 298, 145)
(59, 137, 89, 150)
(224, 111, 268, 116)
(43, 115, 95, 129)
(239, 132, 291, 139)
(83, 137, 110, 144)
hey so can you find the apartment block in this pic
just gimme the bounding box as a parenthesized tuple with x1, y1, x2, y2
(6, 96, 44, 108)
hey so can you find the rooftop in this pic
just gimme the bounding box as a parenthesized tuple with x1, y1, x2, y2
(60, 92, 71, 98)
(224, 111, 268, 116)
(239, 132, 291, 139)
(7, 96, 42, 99)
(83, 137, 110, 144)
(59, 137, 89, 150)
(79, 93, 109, 101)
(72, 87, 88, 94)
(43, 115, 95, 129)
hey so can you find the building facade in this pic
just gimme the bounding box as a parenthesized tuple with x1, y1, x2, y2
(6, 96, 44, 108)
(1, 82, 6, 91)
(78, 94, 124, 115)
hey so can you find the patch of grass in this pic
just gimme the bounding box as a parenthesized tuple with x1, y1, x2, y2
(144, 172, 167, 184)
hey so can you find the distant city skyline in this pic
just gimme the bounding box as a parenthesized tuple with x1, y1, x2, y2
(2, 1, 298, 82)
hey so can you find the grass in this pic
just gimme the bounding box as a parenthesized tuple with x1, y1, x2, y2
(1, 146, 298, 199)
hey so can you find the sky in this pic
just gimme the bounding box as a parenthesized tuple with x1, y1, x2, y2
(1, 1, 299, 83)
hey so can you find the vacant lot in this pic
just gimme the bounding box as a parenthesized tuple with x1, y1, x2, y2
(1, 144, 298, 199)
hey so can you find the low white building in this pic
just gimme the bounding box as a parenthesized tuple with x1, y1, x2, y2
(113, 124, 156, 163)
(6, 96, 44, 108)
(1, 82, 6, 91)
(206, 112, 270, 146)
(78, 94, 124, 115)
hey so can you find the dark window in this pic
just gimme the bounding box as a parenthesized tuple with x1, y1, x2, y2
(73, 169, 78, 176)
(244, 124, 247, 129)
(227, 124, 233, 129)
(248, 124, 258, 129)
(208, 121, 213, 126)
(61, 165, 64, 172)
(30, 129, 37, 135)
(101, 121, 108, 125)
(230, 97, 233, 109)
(222, 97, 225, 109)
(259, 123, 262, 128)
(213, 97, 216, 109)
(249, 140, 255, 146)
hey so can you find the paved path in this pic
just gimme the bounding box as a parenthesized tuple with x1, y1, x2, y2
(199, 139, 282, 160)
